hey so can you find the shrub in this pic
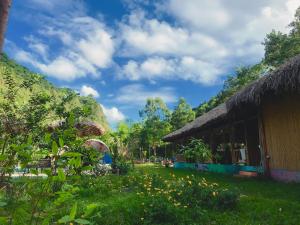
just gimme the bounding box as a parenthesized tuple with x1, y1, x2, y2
(112, 157, 132, 175)
(181, 139, 212, 163)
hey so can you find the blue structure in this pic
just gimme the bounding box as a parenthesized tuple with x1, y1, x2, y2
(103, 152, 112, 164)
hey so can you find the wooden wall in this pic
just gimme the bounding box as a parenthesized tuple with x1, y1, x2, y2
(262, 95, 300, 171)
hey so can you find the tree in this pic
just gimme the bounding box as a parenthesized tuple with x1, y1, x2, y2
(289, 6, 300, 36)
(263, 6, 300, 67)
(0, 0, 11, 53)
(0, 67, 50, 181)
(139, 98, 171, 157)
(195, 64, 267, 117)
(127, 123, 144, 159)
(170, 98, 195, 130)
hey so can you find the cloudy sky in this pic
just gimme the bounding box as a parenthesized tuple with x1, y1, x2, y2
(5, 0, 299, 127)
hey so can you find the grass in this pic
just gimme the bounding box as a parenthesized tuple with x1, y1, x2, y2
(4, 164, 300, 224)
(76, 164, 300, 225)
(135, 164, 300, 225)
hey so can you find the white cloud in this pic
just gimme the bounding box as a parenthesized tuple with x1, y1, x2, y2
(24, 36, 48, 59)
(119, 10, 227, 60)
(121, 56, 222, 85)
(167, 0, 231, 31)
(11, 2, 115, 82)
(100, 104, 125, 124)
(80, 85, 100, 98)
(114, 84, 177, 106)
(165, 0, 298, 60)
(117, 0, 299, 85)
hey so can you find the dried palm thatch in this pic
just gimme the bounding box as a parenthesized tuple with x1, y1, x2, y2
(227, 54, 300, 110)
(163, 103, 228, 141)
(48, 120, 105, 137)
(84, 139, 109, 153)
(75, 121, 105, 137)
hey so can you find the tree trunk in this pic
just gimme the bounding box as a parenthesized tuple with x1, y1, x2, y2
(0, 0, 11, 53)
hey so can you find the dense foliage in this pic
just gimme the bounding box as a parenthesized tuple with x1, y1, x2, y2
(0, 53, 109, 130)
(181, 139, 212, 163)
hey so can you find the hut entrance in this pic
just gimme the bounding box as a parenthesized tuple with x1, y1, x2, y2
(231, 118, 261, 166)
(245, 118, 261, 166)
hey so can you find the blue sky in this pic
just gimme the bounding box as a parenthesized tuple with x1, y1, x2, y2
(4, 0, 299, 127)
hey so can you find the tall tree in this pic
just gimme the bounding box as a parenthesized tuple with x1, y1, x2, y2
(170, 97, 195, 130)
(0, 0, 11, 53)
(139, 98, 171, 157)
(195, 64, 267, 117)
(263, 6, 300, 67)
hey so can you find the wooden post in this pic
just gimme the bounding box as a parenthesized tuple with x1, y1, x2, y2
(243, 120, 249, 165)
(258, 110, 270, 176)
(0, 0, 11, 53)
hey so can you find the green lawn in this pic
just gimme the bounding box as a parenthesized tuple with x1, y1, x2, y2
(136, 165, 300, 225)
(76, 164, 300, 225)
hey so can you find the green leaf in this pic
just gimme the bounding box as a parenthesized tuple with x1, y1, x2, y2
(81, 166, 93, 171)
(84, 203, 98, 217)
(0, 217, 7, 225)
(58, 215, 71, 224)
(30, 169, 38, 175)
(27, 135, 33, 145)
(45, 133, 51, 143)
(41, 218, 50, 225)
(62, 152, 82, 157)
(59, 137, 64, 148)
(0, 202, 7, 207)
(52, 141, 58, 155)
(70, 202, 78, 220)
(57, 168, 66, 181)
(74, 218, 91, 224)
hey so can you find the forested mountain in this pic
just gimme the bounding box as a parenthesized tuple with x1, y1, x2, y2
(0, 53, 109, 130)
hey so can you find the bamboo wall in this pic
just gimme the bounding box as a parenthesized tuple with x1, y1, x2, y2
(262, 95, 300, 171)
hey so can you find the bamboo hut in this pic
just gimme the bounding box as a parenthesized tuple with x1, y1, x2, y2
(163, 54, 300, 182)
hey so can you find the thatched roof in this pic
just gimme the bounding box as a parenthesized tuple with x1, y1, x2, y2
(227, 54, 300, 109)
(163, 103, 228, 141)
(84, 139, 110, 152)
(164, 54, 300, 142)
(48, 120, 105, 137)
(75, 121, 105, 137)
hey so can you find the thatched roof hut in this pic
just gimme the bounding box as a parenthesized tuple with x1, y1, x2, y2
(75, 121, 105, 137)
(163, 103, 228, 142)
(84, 139, 110, 153)
(163, 54, 300, 182)
(164, 54, 300, 142)
(48, 120, 105, 137)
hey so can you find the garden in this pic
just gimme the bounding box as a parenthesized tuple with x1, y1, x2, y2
(2, 163, 300, 225)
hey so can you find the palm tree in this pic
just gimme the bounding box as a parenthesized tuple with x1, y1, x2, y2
(0, 0, 11, 53)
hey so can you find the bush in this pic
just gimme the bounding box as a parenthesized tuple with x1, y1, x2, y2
(181, 139, 212, 163)
(112, 157, 133, 175)
(127, 173, 239, 211)
(93, 164, 112, 176)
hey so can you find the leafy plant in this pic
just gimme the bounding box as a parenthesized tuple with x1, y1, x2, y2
(181, 139, 212, 163)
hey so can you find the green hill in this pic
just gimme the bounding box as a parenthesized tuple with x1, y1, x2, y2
(0, 53, 110, 131)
